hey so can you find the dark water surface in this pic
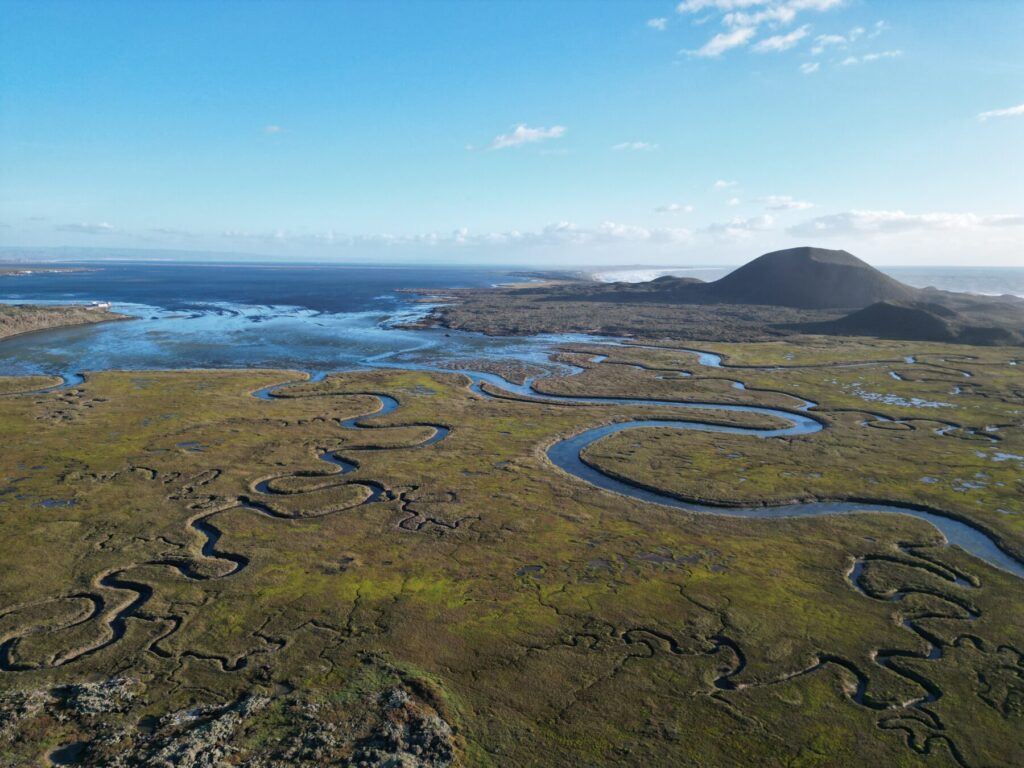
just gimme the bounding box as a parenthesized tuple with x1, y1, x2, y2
(1, 262, 516, 313)
(0, 263, 577, 375)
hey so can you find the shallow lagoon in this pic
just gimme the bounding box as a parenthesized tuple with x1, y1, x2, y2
(0, 263, 585, 375)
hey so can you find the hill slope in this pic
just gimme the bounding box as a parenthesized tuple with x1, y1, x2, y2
(697, 247, 918, 309)
(798, 299, 1024, 345)
(421, 247, 1024, 346)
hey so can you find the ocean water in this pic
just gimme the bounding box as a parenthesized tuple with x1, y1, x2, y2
(0, 262, 517, 313)
(3, 262, 1022, 378)
(0, 263, 585, 376)
(882, 267, 1024, 298)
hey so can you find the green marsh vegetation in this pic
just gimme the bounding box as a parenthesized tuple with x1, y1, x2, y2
(0, 337, 1020, 766)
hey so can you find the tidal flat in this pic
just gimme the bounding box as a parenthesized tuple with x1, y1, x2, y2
(0, 338, 1021, 767)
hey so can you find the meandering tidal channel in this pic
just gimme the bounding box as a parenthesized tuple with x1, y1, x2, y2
(248, 345, 1024, 579)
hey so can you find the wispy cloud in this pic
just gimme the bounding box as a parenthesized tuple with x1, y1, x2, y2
(612, 141, 658, 151)
(714, 179, 738, 189)
(678, 1, 844, 59)
(56, 222, 115, 234)
(479, 124, 567, 151)
(705, 214, 775, 238)
(263, 125, 284, 134)
(788, 209, 1024, 236)
(676, 0, 841, 13)
(811, 33, 846, 54)
(723, 7, 797, 29)
(977, 103, 1024, 121)
(761, 194, 814, 210)
(222, 220, 693, 249)
(863, 49, 901, 62)
(727, 197, 741, 206)
(810, 25, 864, 53)
(787, 0, 844, 11)
(686, 26, 756, 58)
(647, 17, 668, 31)
(799, 61, 820, 74)
(753, 24, 810, 52)
(656, 202, 695, 214)
(841, 49, 902, 65)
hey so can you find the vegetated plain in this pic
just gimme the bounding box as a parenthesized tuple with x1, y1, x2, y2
(0, 304, 126, 343)
(0, 334, 1021, 767)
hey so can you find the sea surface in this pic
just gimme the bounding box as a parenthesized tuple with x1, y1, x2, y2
(0, 263, 586, 376)
(3, 262, 1023, 378)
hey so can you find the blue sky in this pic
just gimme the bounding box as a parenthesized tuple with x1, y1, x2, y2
(1, 0, 1021, 266)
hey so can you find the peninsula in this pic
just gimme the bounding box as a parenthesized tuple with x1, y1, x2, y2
(0, 303, 128, 342)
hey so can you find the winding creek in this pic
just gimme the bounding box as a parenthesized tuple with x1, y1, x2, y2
(21, 344, 1024, 579)
(357, 347, 1024, 579)
(3, 340, 1022, 768)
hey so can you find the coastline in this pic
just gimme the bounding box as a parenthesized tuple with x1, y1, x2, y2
(0, 304, 132, 344)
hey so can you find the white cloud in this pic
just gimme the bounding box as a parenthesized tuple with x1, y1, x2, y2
(842, 49, 902, 65)
(810, 25, 865, 54)
(714, 179, 738, 189)
(787, 0, 843, 10)
(488, 220, 692, 246)
(727, 197, 742, 206)
(678, 2, 844, 59)
(263, 125, 283, 134)
(806, 24, 864, 54)
(862, 49, 902, 62)
(484, 124, 567, 150)
(761, 194, 814, 210)
(868, 20, 887, 38)
(788, 209, 1024, 236)
(612, 141, 659, 151)
(680, 1, 842, 27)
(753, 24, 810, 52)
(811, 33, 846, 54)
(723, 6, 797, 27)
(676, 1, 764, 13)
(56, 222, 115, 234)
(223, 221, 693, 249)
(977, 103, 1024, 121)
(656, 203, 695, 214)
(800, 61, 820, 74)
(687, 26, 757, 57)
(705, 214, 775, 238)
(647, 17, 668, 31)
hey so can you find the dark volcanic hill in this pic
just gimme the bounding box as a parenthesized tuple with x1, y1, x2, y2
(561, 247, 920, 310)
(696, 247, 918, 309)
(799, 301, 957, 342)
(796, 299, 1024, 345)
(426, 246, 1024, 346)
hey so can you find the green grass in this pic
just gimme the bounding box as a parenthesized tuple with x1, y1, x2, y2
(0, 338, 1021, 766)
